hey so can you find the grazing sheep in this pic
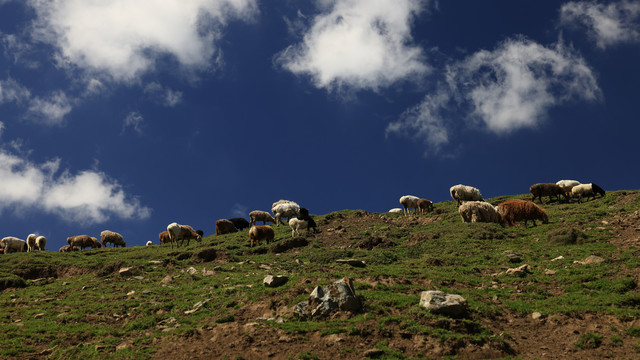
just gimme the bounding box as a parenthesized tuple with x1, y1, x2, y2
(146, 241, 153, 246)
(229, 218, 250, 231)
(571, 183, 606, 203)
(90, 237, 102, 249)
(273, 203, 301, 225)
(459, 201, 504, 226)
(67, 235, 96, 250)
(249, 225, 274, 247)
(399, 195, 420, 215)
(450, 184, 483, 206)
(167, 222, 202, 248)
(35, 236, 46, 251)
(556, 180, 581, 192)
(0, 237, 28, 253)
(101, 230, 126, 248)
(497, 199, 549, 228)
(530, 183, 569, 204)
(417, 199, 434, 215)
(271, 199, 299, 213)
(59, 245, 79, 252)
(159, 231, 171, 245)
(249, 210, 276, 226)
(289, 217, 309, 238)
(298, 207, 319, 233)
(388, 208, 403, 213)
(215, 219, 238, 235)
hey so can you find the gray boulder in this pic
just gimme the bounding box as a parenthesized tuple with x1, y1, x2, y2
(294, 278, 361, 319)
(419, 290, 469, 317)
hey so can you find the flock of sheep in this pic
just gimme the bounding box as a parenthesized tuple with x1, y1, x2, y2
(0, 179, 606, 254)
(394, 180, 605, 228)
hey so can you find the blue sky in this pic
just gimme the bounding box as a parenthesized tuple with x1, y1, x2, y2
(0, 0, 639, 250)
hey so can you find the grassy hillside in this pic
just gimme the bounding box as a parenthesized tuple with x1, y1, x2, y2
(1, 191, 640, 359)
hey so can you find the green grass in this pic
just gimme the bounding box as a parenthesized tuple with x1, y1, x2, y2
(1, 190, 640, 358)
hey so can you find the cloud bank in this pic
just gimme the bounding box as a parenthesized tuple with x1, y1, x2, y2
(387, 37, 601, 154)
(0, 150, 151, 224)
(276, 0, 429, 92)
(28, 0, 259, 82)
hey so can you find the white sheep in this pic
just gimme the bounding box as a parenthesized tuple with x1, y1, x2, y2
(26, 234, 37, 252)
(450, 184, 483, 206)
(35, 236, 46, 251)
(167, 222, 202, 248)
(146, 241, 153, 246)
(458, 201, 503, 225)
(273, 202, 301, 225)
(0, 237, 28, 253)
(556, 180, 581, 192)
(289, 217, 309, 238)
(271, 199, 299, 213)
(571, 183, 606, 203)
(399, 195, 420, 215)
(101, 230, 126, 247)
(388, 208, 403, 213)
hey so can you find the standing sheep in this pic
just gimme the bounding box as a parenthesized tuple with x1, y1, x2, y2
(459, 201, 504, 225)
(249, 210, 276, 226)
(417, 199, 434, 215)
(167, 222, 202, 248)
(497, 199, 549, 228)
(289, 218, 309, 238)
(215, 219, 238, 235)
(556, 180, 581, 193)
(67, 235, 100, 250)
(273, 203, 301, 225)
(399, 195, 420, 215)
(0, 237, 28, 253)
(159, 231, 171, 245)
(101, 230, 126, 248)
(530, 183, 569, 204)
(35, 236, 46, 251)
(249, 225, 274, 247)
(26, 234, 37, 252)
(229, 218, 250, 231)
(571, 183, 606, 203)
(450, 184, 483, 206)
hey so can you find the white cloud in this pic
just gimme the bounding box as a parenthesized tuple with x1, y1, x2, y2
(144, 82, 183, 107)
(560, 0, 640, 49)
(276, 0, 429, 92)
(0, 78, 31, 104)
(386, 90, 450, 155)
(27, 0, 259, 82)
(122, 112, 144, 135)
(0, 149, 151, 224)
(26, 91, 73, 125)
(388, 37, 601, 154)
(231, 203, 248, 218)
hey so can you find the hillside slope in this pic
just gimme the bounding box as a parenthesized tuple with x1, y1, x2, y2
(1, 191, 640, 359)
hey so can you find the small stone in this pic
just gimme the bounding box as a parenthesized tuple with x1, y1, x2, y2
(161, 275, 173, 284)
(148, 260, 162, 264)
(506, 264, 532, 277)
(419, 291, 469, 317)
(134, 276, 144, 280)
(532, 312, 543, 320)
(116, 343, 129, 351)
(118, 267, 133, 276)
(127, 291, 135, 296)
(185, 267, 198, 275)
(551, 256, 564, 261)
(363, 349, 385, 358)
(579, 255, 605, 265)
(263, 275, 288, 287)
(544, 269, 556, 275)
(34, 313, 45, 319)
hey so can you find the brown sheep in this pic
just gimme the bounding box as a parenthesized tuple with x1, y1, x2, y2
(530, 183, 568, 204)
(167, 223, 202, 248)
(215, 219, 238, 235)
(67, 235, 99, 250)
(497, 199, 549, 228)
(159, 230, 171, 245)
(59, 245, 79, 252)
(249, 210, 276, 226)
(249, 225, 274, 247)
(417, 198, 433, 215)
